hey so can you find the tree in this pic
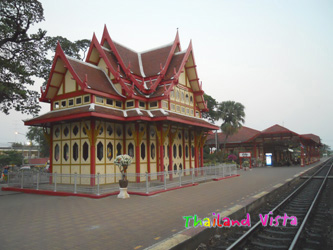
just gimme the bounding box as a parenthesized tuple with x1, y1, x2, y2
(38, 36, 90, 84)
(0, 0, 47, 115)
(0, 151, 24, 167)
(0, 0, 91, 115)
(217, 101, 245, 155)
(202, 93, 219, 123)
(26, 126, 50, 157)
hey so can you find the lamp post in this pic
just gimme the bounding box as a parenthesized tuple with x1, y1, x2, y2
(15, 132, 26, 166)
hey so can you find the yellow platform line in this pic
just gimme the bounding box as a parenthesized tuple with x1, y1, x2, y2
(252, 191, 268, 199)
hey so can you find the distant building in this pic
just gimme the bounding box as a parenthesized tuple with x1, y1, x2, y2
(0, 146, 39, 160)
(206, 124, 321, 166)
(25, 26, 218, 185)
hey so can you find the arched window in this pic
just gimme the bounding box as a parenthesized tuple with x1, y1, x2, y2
(73, 143, 79, 161)
(185, 145, 189, 158)
(173, 164, 177, 172)
(83, 142, 89, 161)
(63, 143, 69, 161)
(178, 145, 182, 158)
(173, 144, 177, 158)
(151, 143, 155, 160)
(117, 143, 122, 156)
(54, 144, 59, 161)
(150, 128, 155, 138)
(128, 143, 134, 158)
(97, 142, 103, 161)
(141, 143, 146, 159)
(191, 146, 195, 158)
(107, 142, 113, 160)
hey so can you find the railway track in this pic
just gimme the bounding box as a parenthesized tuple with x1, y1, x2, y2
(209, 159, 333, 250)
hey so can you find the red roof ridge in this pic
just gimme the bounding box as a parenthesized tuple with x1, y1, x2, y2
(40, 43, 87, 102)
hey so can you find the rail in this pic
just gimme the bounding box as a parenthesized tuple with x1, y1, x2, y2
(226, 158, 333, 250)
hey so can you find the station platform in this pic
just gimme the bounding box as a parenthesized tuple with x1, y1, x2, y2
(0, 159, 327, 250)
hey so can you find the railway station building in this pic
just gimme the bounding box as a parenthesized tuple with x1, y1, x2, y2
(206, 124, 321, 167)
(24, 26, 218, 185)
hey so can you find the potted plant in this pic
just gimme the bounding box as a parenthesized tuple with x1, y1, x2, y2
(114, 154, 132, 199)
(242, 159, 250, 171)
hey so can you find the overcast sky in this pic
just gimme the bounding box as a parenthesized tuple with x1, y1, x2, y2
(1, 0, 332, 149)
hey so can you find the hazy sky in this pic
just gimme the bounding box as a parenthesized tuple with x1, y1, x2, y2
(1, 0, 332, 148)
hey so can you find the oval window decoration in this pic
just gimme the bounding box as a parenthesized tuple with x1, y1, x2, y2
(83, 142, 89, 161)
(117, 143, 122, 156)
(116, 126, 122, 137)
(127, 127, 132, 137)
(63, 143, 69, 161)
(141, 142, 146, 159)
(97, 142, 103, 161)
(54, 144, 59, 161)
(73, 143, 79, 161)
(64, 127, 69, 137)
(73, 125, 79, 136)
(173, 144, 177, 158)
(99, 126, 104, 135)
(55, 128, 60, 138)
(107, 142, 113, 160)
(151, 143, 155, 160)
(128, 143, 134, 158)
(107, 125, 113, 136)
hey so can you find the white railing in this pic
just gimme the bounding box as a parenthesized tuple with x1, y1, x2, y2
(5, 164, 237, 195)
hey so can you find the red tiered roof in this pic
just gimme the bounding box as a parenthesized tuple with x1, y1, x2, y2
(206, 126, 260, 144)
(31, 26, 214, 129)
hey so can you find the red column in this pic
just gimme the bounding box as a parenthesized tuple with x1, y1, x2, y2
(90, 120, 96, 185)
(147, 125, 151, 181)
(49, 127, 53, 184)
(200, 146, 204, 168)
(169, 134, 173, 180)
(254, 144, 257, 167)
(49, 127, 53, 174)
(194, 133, 198, 176)
(182, 129, 186, 175)
(159, 125, 164, 181)
(135, 123, 140, 182)
(189, 130, 192, 173)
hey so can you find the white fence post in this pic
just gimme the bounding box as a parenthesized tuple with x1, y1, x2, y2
(36, 172, 39, 190)
(54, 173, 57, 192)
(74, 173, 77, 194)
(21, 171, 24, 189)
(145, 173, 149, 194)
(179, 170, 182, 187)
(164, 172, 167, 190)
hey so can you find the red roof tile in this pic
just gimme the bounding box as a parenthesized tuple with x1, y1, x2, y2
(301, 134, 321, 144)
(113, 42, 141, 76)
(141, 44, 173, 77)
(207, 126, 260, 144)
(261, 124, 298, 135)
(67, 58, 121, 96)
